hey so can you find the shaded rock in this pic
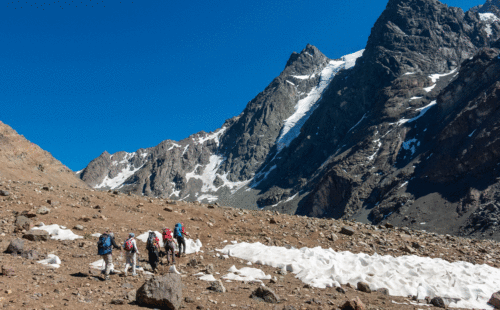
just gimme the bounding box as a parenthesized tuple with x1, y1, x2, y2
(328, 233, 339, 242)
(74, 225, 84, 231)
(164, 207, 173, 212)
(185, 296, 194, 303)
(208, 280, 226, 293)
(270, 217, 278, 224)
(357, 281, 371, 293)
(430, 297, 446, 308)
(376, 288, 389, 295)
(1, 265, 15, 276)
(206, 264, 214, 274)
(0, 190, 10, 196)
(488, 291, 500, 308)
(126, 290, 136, 301)
(283, 306, 297, 310)
(340, 297, 366, 310)
(15, 216, 33, 232)
(23, 230, 49, 242)
(136, 274, 182, 310)
(340, 227, 355, 236)
(5, 239, 24, 254)
(21, 250, 39, 260)
(21, 210, 37, 218)
(110, 299, 125, 305)
(250, 286, 280, 303)
(336, 286, 346, 294)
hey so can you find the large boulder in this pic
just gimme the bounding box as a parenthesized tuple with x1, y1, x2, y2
(136, 274, 182, 310)
(5, 239, 24, 254)
(23, 230, 49, 242)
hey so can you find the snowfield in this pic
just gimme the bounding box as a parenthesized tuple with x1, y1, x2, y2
(219, 242, 500, 309)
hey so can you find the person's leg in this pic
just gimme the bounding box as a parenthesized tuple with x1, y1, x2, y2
(132, 253, 137, 275)
(124, 253, 131, 276)
(104, 253, 112, 276)
(181, 237, 186, 255)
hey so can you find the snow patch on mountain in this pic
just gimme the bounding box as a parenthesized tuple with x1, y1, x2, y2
(479, 12, 500, 22)
(276, 50, 364, 152)
(96, 164, 144, 189)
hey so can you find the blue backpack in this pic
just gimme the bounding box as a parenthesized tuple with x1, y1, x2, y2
(97, 234, 112, 255)
(174, 223, 182, 238)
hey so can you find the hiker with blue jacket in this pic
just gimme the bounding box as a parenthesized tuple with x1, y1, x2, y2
(97, 230, 121, 280)
(174, 223, 189, 257)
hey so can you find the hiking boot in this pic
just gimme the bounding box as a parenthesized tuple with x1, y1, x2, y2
(104, 275, 110, 281)
(131, 273, 138, 277)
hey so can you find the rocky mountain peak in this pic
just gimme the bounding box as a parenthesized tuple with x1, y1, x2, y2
(471, 0, 500, 15)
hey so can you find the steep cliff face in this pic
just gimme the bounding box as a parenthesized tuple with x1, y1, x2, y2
(79, 0, 500, 239)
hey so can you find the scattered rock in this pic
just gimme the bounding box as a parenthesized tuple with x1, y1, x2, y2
(110, 299, 125, 305)
(0, 190, 10, 196)
(164, 207, 173, 212)
(283, 306, 297, 310)
(21, 210, 37, 218)
(1, 265, 15, 276)
(376, 288, 389, 295)
(336, 287, 346, 294)
(15, 216, 33, 232)
(208, 280, 226, 293)
(488, 291, 500, 308)
(357, 282, 371, 293)
(340, 297, 366, 310)
(136, 274, 182, 310)
(36, 206, 50, 215)
(185, 297, 194, 303)
(21, 250, 39, 260)
(430, 297, 446, 308)
(250, 286, 280, 303)
(74, 225, 84, 231)
(270, 217, 278, 224)
(23, 230, 49, 242)
(187, 258, 198, 267)
(206, 264, 214, 274)
(328, 233, 339, 242)
(5, 239, 24, 254)
(385, 222, 394, 229)
(340, 227, 355, 236)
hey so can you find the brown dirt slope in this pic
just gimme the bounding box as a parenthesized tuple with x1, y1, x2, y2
(0, 121, 87, 188)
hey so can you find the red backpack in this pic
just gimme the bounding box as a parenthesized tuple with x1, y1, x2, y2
(124, 238, 134, 251)
(162, 228, 173, 241)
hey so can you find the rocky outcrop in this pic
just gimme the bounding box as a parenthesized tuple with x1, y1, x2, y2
(136, 274, 183, 310)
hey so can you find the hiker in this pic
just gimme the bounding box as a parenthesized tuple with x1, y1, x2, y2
(146, 231, 160, 272)
(174, 222, 188, 257)
(97, 231, 121, 280)
(123, 233, 140, 276)
(162, 227, 176, 265)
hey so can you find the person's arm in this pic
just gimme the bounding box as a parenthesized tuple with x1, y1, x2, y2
(133, 239, 140, 255)
(111, 236, 121, 250)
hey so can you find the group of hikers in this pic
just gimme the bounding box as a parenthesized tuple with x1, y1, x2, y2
(96, 223, 189, 280)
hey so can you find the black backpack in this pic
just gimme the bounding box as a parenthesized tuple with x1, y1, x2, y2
(146, 232, 158, 251)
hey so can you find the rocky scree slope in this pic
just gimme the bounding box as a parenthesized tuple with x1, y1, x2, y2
(79, 0, 500, 240)
(0, 121, 86, 188)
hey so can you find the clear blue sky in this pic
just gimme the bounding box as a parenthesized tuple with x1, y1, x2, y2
(0, 0, 483, 171)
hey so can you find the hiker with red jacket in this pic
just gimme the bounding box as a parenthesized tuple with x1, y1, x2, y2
(162, 227, 176, 265)
(174, 223, 188, 257)
(123, 233, 139, 276)
(97, 230, 121, 281)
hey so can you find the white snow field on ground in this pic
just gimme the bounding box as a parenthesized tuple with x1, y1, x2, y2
(32, 224, 82, 241)
(219, 242, 500, 309)
(136, 230, 203, 254)
(222, 265, 271, 283)
(38, 254, 61, 268)
(276, 50, 364, 152)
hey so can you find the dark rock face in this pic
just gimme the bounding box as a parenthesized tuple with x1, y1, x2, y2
(136, 274, 182, 310)
(79, 0, 500, 240)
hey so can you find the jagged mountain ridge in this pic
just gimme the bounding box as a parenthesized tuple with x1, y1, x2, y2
(79, 0, 500, 240)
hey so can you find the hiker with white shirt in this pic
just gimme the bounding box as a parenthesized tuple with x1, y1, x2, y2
(123, 232, 140, 276)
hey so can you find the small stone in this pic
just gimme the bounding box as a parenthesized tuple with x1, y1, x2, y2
(6, 239, 24, 254)
(328, 233, 339, 241)
(110, 299, 125, 305)
(357, 281, 371, 293)
(208, 280, 226, 293)
(340, 227, 355, 236)
(0, 190, 10, 196)
(23, 230, 50, 242)
(430, 297, 446, 308)
(36, 207, 50, 215)
(185, 297, 194, 303)
(74, 225, 84, 231)
(385, 222, 394, 229)
(206, 264, 214, 274)
(376, 288, 389, 295)
(2, 265, 15, 276)
(340, 297, 365, 310)
(336, 287, 346, 294)
(270, 217, 278, 224)
(250, 286, 280, 303)
(164, 207, 173, 212)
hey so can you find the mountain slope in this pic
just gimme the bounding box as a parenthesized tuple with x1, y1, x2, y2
(79, 0, 500, 240)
